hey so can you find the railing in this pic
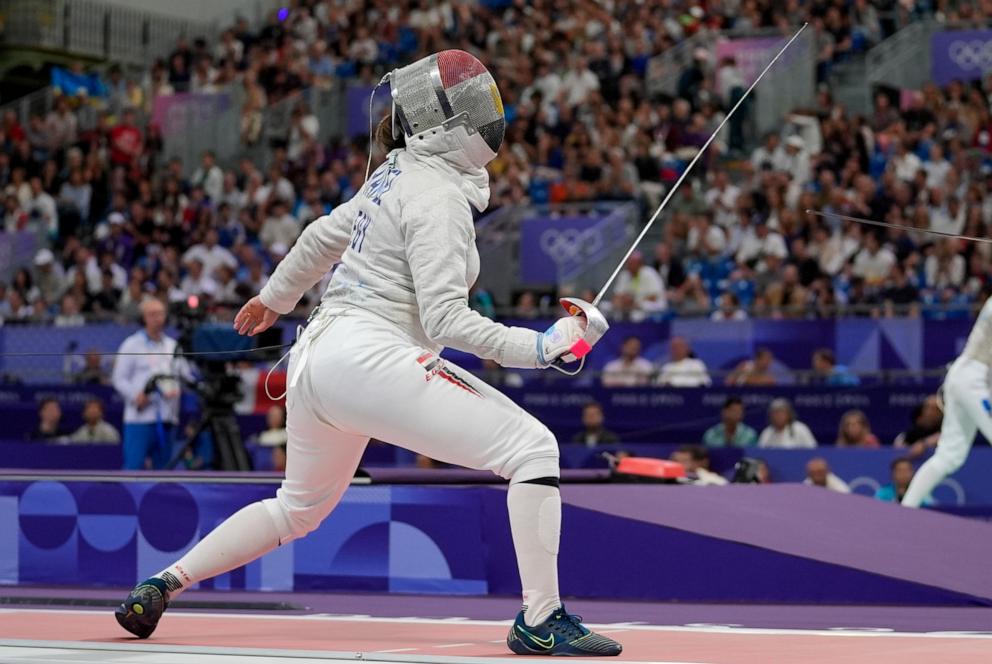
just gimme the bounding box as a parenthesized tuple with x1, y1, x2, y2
(0, 0, 215, 65)
(156, 82, 347, 175)
(865, 19, 940, 94)
(474, 202, 637, 305)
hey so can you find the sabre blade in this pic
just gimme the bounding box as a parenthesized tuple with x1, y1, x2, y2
(592, 23, 809, 307)
(806, 209, 992, 245)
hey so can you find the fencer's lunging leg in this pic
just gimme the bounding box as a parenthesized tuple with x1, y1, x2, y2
(156, 501, 282, 597)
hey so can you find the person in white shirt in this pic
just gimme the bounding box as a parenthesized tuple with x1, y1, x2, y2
(670, 445, 728, 486)
(851, 232, 896, 286)
(710, 292, 748, 321)
(111, 298, 185, 469)
(183, 229, 238, 279)
(180, 258, 218, 299)
(924, 144, 952, 189)
(704, 170, 740, 228)
(804, 457, 850, 493)
(561, 56, 600, 108)
(656, 336, 711, 387)
(190, 151, 224, 203)
(758, 398, 817, 448)
(611, 251, 667, 321)
(26, 176, 58, 234)
(601, 336, 654, 387)
(750, 132, 784, 172)
(890, 139, 922, 182)
(259, 200, 301, 250)
(735, 218, 787, 269)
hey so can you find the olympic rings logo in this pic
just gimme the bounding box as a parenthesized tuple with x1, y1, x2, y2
(947, 39, 992, 71)
(539, 227, 606, 265)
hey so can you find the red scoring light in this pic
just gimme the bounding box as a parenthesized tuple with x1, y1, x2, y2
(187, 295, 200, 309)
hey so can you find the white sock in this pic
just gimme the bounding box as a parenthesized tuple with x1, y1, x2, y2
(901, 456, 951, 508)
(156, 501, 281, 598)
(507, 482, 562, 627)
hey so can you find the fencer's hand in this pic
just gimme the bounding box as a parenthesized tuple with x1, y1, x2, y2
(234, 296, 280, 336)
(537, 315, 588, 367)
(134, 392, 150, 410)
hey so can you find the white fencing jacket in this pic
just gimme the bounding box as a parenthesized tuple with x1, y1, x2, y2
(259, 135, 541, 368)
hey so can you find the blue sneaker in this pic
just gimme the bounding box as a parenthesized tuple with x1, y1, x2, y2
(114, 577, 170, 639)
(507, 605, 622, 656)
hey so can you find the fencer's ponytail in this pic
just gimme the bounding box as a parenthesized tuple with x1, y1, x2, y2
(376, 114, 406, 153)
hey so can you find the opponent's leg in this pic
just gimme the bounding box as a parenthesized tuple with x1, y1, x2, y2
(903, 362, 981, 508)
(116, 350, 368, 638)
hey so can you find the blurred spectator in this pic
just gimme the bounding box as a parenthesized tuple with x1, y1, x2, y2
(180, 258, 218, 299)
(710, 292, 747, 321)
(611, 251, 667, 321)
(810, 348, 860, 386)
(571, 401, 620, 447)
(725, 347, 776, 386)
(670, 444, 728, 486)
(191, 151, 224, 203)
(260, 200, 301, 250)
(875, 457, 930, 505)
(183, 229, 237, 279)
(68, 398, 121, 443)
(257, 405, 288, 472)
(54, 293, 85, 327)
(893, 395, 943, 457)
(109, 108, 143, 171)
(803, 457, 850, 493)
(601, 336, 654, 387)
(703, 397, 757, 448)
(836, 409, 880, 447)
(33, 249, 64, 304)
(30, 398, 67, 441)
(112, 298, 184, 470)
(74, 349, 111, 385)
(852, 233, 896, 286)
(656, 336, 711, 387)
(758, 398, 816, 448)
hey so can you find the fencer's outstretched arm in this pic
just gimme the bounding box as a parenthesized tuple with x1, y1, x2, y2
(403, 190, 541, 369)
(259, 197, 358, 314)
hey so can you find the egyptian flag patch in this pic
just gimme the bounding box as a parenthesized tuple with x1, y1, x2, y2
(417, 352, 482, 397)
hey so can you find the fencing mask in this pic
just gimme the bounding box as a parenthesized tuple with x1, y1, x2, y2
(388, 49, 505, 168)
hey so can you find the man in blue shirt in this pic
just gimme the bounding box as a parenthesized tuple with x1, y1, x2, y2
(876, 457, 932, 506)
(811, 348, 860, 386)
(702, 396, 758, 447)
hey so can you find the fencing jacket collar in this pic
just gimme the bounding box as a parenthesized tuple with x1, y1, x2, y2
(403, 130, 491, 213)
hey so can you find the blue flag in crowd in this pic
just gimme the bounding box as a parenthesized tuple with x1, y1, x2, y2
(51, 67, 108, 98)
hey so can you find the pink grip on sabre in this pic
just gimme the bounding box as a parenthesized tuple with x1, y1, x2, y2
(569, 339, 592, 359)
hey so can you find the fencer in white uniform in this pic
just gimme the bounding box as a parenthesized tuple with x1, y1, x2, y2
(116, 50, 621, 657)
(902, 296, 992, 508)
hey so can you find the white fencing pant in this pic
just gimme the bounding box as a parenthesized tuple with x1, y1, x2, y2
(262, 311, 561, 543)
(903, 357, 992, 508)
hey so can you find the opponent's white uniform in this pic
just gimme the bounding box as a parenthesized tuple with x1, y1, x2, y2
(902, 296, 992, 508)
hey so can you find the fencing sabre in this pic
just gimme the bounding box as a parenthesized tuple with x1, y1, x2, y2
(806, 209, 992, 245)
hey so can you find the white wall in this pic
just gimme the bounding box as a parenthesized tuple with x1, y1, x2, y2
(98, 0, 281, 25)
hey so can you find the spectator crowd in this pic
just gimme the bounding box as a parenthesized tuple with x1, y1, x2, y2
(2, 1, 991, 329)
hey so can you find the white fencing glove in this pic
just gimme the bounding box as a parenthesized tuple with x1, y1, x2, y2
(537, 315, 589, 367)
